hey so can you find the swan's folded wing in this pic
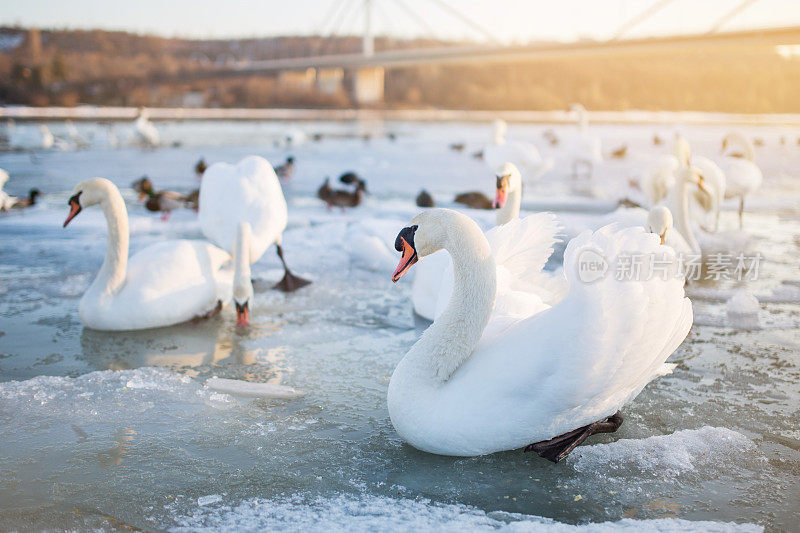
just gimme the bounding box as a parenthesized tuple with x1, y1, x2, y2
(485, 212, 560, 289)
(457, 224, 693, 442)
(433, 213, 562, 320)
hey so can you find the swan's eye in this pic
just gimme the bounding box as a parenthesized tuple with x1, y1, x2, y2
(68, 191, 82, 206)
(394, 225, 418, 252)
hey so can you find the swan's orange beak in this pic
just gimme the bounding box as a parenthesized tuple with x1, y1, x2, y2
(493, 187, 507, 209)
(392, 237, 418, 283)
(63, 198, 82, 227)
(235, 301, 249, 327)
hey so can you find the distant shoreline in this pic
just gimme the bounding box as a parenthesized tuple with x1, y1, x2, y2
(3, 106, 800, 126)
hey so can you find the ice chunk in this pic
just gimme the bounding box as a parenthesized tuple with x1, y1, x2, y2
(170, 492, 761, 532)
(726, 291, 760, 330)
(570, 427, 754, 478)
(197, 494, 222, 507)
(205, 377, 304, 399)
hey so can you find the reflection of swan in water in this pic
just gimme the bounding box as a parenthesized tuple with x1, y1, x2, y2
(97, 427, 137, 467)
(78, 319, 255, 370)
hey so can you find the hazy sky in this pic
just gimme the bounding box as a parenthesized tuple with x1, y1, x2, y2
(3, 0, 800, 43)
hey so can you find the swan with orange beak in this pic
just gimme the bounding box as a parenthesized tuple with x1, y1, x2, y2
(492, 162, 522, 226)
(233, 221, 254, 327)
(392, 225, 419, 283)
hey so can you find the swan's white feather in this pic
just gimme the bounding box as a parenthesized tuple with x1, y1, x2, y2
(391, 222, 692, 456)
(80, 239, 232, 331)
(719, 157, 762, 198)
(199, 155, 287, 262)
(431, 213, 565, 319)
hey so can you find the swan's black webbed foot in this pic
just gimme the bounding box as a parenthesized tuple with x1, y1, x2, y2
(273, 270, 312, 292)
(272, 244, 311, 292)
(524, 411, 623, 463)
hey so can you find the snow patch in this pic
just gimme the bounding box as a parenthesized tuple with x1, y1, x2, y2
(570, 427, 754, 478)
(169, 492, 761, 532)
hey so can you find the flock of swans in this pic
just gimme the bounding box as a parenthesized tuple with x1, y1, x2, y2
(1, 114, 768, 463)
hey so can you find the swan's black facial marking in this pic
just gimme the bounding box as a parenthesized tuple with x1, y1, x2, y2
(494, 174, 510, 209)
(495, 173, 510, 190)
(63, 191, 83, 227)
(392, 225, 419, 283)
(394, 225, 418, 252)
(235, 300, 250, 326)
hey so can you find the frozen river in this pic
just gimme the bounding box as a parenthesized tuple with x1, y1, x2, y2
(0, 118, 798, 531)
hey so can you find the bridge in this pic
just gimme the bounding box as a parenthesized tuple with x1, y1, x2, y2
(72, 0, 800, 106)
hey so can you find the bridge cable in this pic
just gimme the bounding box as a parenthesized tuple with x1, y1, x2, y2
(426, 0, 501, 45)
(392, 0, 439, 38)
(327, 0, 359, 39)
(706, 0, 760, 34)
(609, 0, 677, 41)
(316, 0, 349, 36)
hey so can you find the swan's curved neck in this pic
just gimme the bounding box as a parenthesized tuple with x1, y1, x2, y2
(492, 129, 505, 145)
(671, 171, 700, 255)
(414, 222, 496, 382)
(93, 186, 129, 295)
(496, 185, 521, 225)
(233, 222, 252, 301)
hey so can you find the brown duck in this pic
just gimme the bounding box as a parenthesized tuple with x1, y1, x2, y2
(317, 173, 367, 209)
(454, 191, 493, 210)
(132, 177, 188, 220)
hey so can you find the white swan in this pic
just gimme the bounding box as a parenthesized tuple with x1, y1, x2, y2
(232, 221, 254, 326)
(388, 208, 692, 459)
(412, 163, 523, 321)
(690, 155, 725, 232)
(63, 178, 233, 331)
(134, 109, 160, 147)
(9, 124, 54, 151)
(559, 104, 602, 180)
(646, 205, 692, 255)
(483, 120, 551, 179)
(0, 168, 15, 211)
(199, 155, 310, 292)
(718, 131, 763, 228)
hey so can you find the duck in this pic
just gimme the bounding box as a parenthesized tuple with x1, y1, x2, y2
(482, 119, 551, 179)
(134, 109, 159, 147)
(610, 145, 627, 159)
(131, 177, 187, 220)
(317, 173, 368, 209)
(62, 178, 233, 331)
(275, 156, 295, 180)
(388, 208, 692, 460)
(199, 155, 310, 292)
(542, 129, 559, 146)
(718, 131, 763, 228)
(449, 143, 465, 152)
(415, 190, 435, 208)
(8, 188, 41, 210)
(195, 158, 208, 178)
(453, 191, 493, 210)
